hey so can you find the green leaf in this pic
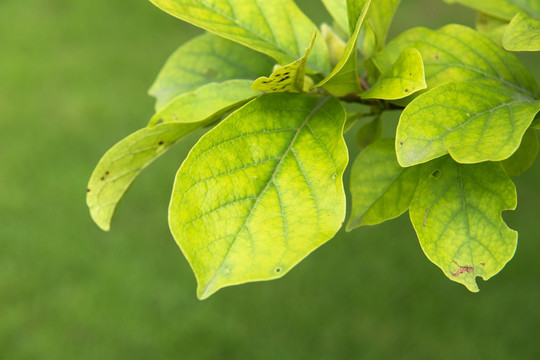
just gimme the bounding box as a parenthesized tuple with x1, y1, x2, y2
(444, 0, 522, 20)
(317, 0, 371, 96)
(251, 31, 316, 93)
(169, 94, 348, 299)
(533, 113, 540, 129)
(87, 121, 210, 231)
(346, 0, 364, 35)
(355, 115, 382, 149)
(359, 0, 401, 57)
(149, 80, 260, 126)
(361, 48, 426, 100)
(347, 138, 422, 230)
(503, 11, 540, 51)
(373, 24, 540, 98)
(476, 12, 508, 46)
(149, 33, 274, 110)
(321, 24, 347, 66)
(396, 80, 540, 166)
(502, 128, 539, 176)
(149, 0, 331, 74)
(409, 156, 517, 292)
(321, 0, 348, 35)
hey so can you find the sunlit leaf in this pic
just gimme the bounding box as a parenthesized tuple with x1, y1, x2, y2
(410, 156, 517, 292)
(502, 128, 539, 176)
(503, 11, 540, 51)
(347, 138, 422, 229)
(396, 80, 540, 166)
(149, 33, 273, 110)
(373, 24, 540, 98)
(87, 121, 211, 231)
(361, 48, 426, 100)
(321, 0, 348, 35)
(317, 0, 371, 96)
(169, 94, 348, 299)
(149, 0, 331, 74)
(149, 80, 259, 126)
(252, 31, 316, 93)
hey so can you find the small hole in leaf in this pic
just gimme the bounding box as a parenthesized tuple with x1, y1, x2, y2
(154, 118, 164, 125)
(332, 173, 337, 179)
(405, 88, 409, 92)
(275, 267, 282, 273)
(431, 169, 440, 178)
(399, 141, 404, 146)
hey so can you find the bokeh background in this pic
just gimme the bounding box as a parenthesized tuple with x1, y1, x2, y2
(2, 0, 540, 358)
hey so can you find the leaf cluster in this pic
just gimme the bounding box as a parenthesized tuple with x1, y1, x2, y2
(87, 0, 540, 298)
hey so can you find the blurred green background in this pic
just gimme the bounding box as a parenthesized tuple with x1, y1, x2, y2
(2, 0, 540, 358)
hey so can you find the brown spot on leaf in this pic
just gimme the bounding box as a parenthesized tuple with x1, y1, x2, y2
(451, 261, 474, 277)
(87, 188, 91, 193)
(434, 54, 439, 60)
(158, 141, 164, 145)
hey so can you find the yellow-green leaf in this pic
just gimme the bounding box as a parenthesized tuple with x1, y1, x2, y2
(169, 94, 348, 299)
(149, 33, 274, 110)
(396, 80, 540, 167)
(347, 138, 422, 230)
(251, 31, 316, 93)
(149, 80, 260, 126)
(503, 11, 540, 51)
(373, 24, 540, 98)
(410, 156, 517, 292)
(317, 0, 372, 96)
(87, 121, 210, 231)
(361, 48, 426, 100)
(149, 0, 331, 74)
(321, 0, 348, 35)
(502, 128, 539, 176)
(444, 0, 522, 20)
(355, 115, 382, 149)
(476, 12, 508, 46)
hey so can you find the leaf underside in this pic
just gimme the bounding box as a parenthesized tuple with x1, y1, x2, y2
(169, 93, 348, 299)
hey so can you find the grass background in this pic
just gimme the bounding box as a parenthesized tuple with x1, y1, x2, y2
(2, 0, 540, 358)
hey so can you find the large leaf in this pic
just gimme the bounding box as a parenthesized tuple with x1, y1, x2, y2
(347, 138, 422, 230)
(396, 80, 540, 166)
(361, 48, 426, 100)
(169, 94, 348, 299)
(373, 24, 540, 98)
(503, 11, 540, 51)
(149, 33, 274, 110)
(87, 121, 210, 231)
(476, 12, 508, 46)
(149, 80, 260, 126)
(251, 31, 316, 93)
(502, 128, 539, 176)
(317, 0, 371, 96)
(409, 156, 517, 292)
(149, 0, 331, 74)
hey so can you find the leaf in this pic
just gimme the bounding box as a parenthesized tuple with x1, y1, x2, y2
(347, 138, 422, 230)
(149, 0, 331, 74)
(149, 80, 260, 126)
(359, 0, 401, 57)
(317, 0, 372, 96)
(355, 115, 382, 149)
(396, 80, 540, 166)
(251, 31, 316, 93)
(443, 0, 522, 20)
(168, 94, 348, 299)
(533, 113, 540, 129)
(361, 48, 426, 100)
(149, 33, 274, 110)
(321, 24, 347, 66)
(321, 0, 348, 35)
(409, 156, 517, 292)
(476, 12, 508, 46)
(502, 128, 539, 176)
(373, 24, 540, 98)
(503, 11, 540, 51)
(87, 121, 210, 231)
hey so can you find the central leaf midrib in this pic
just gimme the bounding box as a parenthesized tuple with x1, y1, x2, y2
(201, 97, 329, 295)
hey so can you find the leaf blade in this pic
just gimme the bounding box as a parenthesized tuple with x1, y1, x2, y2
(149, 0, 331, 74)
(168, 93, 348, 299)
(503, 11, 540, 51)
(410, 157, 517, 292)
